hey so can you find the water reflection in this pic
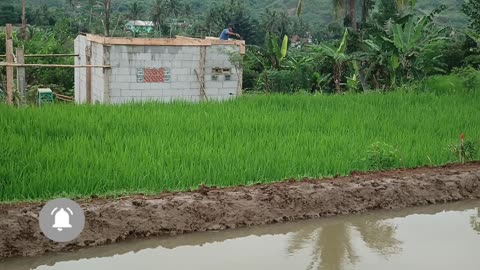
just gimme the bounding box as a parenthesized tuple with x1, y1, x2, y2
(1, 200, 479, 270)
(288, 216, 401, 269)
(471, 208, 480, 233)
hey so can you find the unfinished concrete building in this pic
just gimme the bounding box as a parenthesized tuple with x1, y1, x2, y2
(74, 34, 245, 104)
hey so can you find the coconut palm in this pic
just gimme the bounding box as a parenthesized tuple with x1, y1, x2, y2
(163, 0, 183, 18)
(151, 0, 167, 35)
(297, 0, 417, 30)
(260, 9, 291, 37)
(127, 1, 144, 20)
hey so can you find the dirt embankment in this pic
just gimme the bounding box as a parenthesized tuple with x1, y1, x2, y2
(1, 163, 480, 259)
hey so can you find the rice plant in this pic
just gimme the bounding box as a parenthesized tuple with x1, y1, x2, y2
(1, 92, 479, 201)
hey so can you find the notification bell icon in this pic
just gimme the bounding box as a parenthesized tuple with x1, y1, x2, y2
(51, 208, 73, 231)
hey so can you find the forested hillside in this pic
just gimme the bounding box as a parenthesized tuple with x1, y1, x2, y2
(18, 0, 468, 30)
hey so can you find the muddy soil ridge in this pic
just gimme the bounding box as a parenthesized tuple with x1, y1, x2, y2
(1, 163, 480, 259)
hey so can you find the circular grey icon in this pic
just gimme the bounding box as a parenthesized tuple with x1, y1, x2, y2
(39, 198, 85, 242)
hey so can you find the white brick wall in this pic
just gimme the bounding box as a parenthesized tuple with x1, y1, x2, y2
(75, 40, 242, 104)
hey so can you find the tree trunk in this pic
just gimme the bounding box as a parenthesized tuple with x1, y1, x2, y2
(21, 0, 27, 40)
(104, 0, 111, 37)
(349, 0, 357, 30)
(361, 0, 370, 24)
(335, 63, 343, 93)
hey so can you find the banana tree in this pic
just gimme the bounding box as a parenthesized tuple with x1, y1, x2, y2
(246, 34, 289, 93)
(312, 29, 349, 93)
(362, 37, 400, 88)
(382, 14, 448, 81)
(266, 34, 289, 69)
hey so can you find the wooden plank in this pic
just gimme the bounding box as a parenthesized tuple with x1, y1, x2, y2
(175, 35, 197, 40)
(16, 48, 26, 101)
(6, 24, 14, 105)
(209, 39, 246, 46)
(86, 34, 245, 47)
(85, 45, 92, 104)
(104, 36, 209, 46)
(86, 34, 106, 44)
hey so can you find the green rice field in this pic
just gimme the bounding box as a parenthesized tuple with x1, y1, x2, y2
(1, 91, 480, 202)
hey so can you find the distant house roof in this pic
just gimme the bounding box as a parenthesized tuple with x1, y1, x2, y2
(126, 20, 154, 27)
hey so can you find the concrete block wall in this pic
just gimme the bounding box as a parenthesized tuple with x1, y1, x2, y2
(91, 42, 105, 103)
(75, 37, 243, 104)
(74, 36, 87, 104)
(74, 36, 107, 104)
(109, 45, 203, 103)
(205, 45, 241, 101)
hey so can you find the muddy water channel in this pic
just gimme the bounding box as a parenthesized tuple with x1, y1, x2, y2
(2, 200, 480, 270)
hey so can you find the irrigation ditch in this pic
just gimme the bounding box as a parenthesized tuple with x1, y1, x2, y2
(1, 162, 480, 259)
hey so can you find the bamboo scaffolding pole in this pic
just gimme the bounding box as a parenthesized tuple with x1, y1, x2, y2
(0, 63, 110, 68)
(6, 24, 14, 105)
(0, 54, 80, 58)
(85, 46, 92, 104)
(16, 48, 26, 100)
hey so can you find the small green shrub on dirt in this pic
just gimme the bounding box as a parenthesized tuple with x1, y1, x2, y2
(450, 134, 478, 164)
(364, 142, 400, 171)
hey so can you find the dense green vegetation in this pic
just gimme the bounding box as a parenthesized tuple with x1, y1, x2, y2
(1, 73, 480, 201)
(5, 0, 467, 30)
(1, 0, 478, 96)
(0, 1, 479, 202)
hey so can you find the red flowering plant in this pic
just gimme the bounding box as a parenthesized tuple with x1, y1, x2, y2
(450, 134, 477, 164)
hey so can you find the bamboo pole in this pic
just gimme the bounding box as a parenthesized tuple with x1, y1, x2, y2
(6, 24, 14, 105)
(0, 54, 79, 58)
(198, 46, 207, 101)
(0, 63, 110, 68)
(85, 46, 92, 104)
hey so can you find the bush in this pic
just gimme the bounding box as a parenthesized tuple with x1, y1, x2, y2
(416, 69, 480, 94)
(450, 138, 478, 164)
(452, 66, 480, 92)
(242, 68, 259, 91)
(364, 142, 400, 171)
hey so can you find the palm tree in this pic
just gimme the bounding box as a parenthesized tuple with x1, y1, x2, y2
(151, 0, 166, 35)
(297, 0, 416, 30)
(260, 9, 290, 37)
(163, 0, 183, 18)
(128, 1, 144, 20)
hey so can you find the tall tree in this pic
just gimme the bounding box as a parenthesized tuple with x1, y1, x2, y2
(297, 0, 416, 30)
(151, 0, 167, 34)
(463, 0, 480, 32)
(21, 0, 27, 40)
(127, 1, 144, 20)
(0, 0, 21, 25)
(164, 0, 183, 18)
(260, 9, 291, 37)
(103, 0, 111, 36)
